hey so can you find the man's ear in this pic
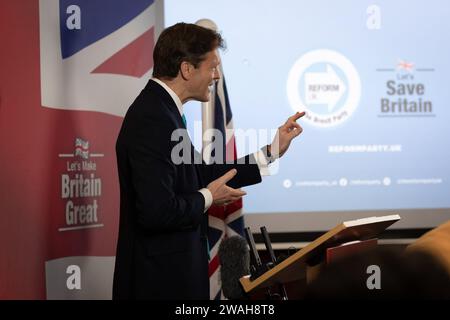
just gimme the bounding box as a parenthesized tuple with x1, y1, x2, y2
(179, 61, 193, 80)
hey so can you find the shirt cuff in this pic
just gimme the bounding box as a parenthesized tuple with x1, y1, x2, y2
(254, 150, 272, 176)
(199, 188, 213, 213)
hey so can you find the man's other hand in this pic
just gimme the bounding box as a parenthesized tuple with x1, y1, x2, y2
(207, 169, 247, 206)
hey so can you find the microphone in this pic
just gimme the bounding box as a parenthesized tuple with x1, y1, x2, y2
(218, 235, 250, 300)
(260, 226, 289, 300)
(260, 226, 277, 268)
(245, 227, 266, 279)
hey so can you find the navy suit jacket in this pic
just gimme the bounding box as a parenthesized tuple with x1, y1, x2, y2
(113, 80, 262, 299)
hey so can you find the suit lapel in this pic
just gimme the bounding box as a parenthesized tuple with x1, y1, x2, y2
(147, 79, 204, 181)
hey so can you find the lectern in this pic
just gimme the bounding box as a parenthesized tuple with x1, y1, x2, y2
(240, 215, 401, 298)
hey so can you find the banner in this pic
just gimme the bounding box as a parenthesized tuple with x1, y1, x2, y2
(0, 0, 164, 299)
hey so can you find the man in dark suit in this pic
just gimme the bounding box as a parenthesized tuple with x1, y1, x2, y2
(113, 23, 305, 299)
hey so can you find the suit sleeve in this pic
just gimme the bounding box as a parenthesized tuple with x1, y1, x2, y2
(128, 116, 204, 232)
(198, 153, 262, 189)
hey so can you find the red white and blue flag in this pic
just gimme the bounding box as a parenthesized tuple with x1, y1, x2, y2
(203, 69, 246, 300)
(39, 0, 162, 117)
(0, 0, 163, 299)
(396, 60, 415, 72)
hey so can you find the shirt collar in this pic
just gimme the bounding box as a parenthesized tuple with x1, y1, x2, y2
(151, 78, 183, 116)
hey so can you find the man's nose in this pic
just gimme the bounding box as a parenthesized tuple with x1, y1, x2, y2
(213, 68, 221, 80)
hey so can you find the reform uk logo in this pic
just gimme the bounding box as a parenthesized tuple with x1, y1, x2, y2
(287, 50, 361, 128)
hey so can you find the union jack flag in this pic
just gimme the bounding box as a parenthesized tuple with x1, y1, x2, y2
(397, 60, 415, 72)
(203, 68, 245, 300)
(74, 137, 89, 159)
(39, 0, 162, 117)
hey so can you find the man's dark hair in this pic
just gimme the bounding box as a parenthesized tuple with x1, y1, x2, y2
(153, 22, 225, 79)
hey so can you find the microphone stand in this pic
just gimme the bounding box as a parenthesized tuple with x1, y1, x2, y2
(244, 227, 289, 300)
(260, 226, 288, 300)
(244, 227, 266, 279)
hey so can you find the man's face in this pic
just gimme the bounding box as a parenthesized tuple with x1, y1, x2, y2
(188, 50, 221, 102)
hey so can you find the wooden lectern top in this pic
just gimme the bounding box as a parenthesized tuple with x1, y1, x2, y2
(240, 214, 401, 293)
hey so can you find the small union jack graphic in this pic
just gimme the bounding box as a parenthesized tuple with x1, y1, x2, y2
(397, 60, 415, 72)
(74, 138, 89, 159)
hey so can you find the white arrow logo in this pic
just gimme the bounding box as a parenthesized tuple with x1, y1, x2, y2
(304, 64, 346, 112)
